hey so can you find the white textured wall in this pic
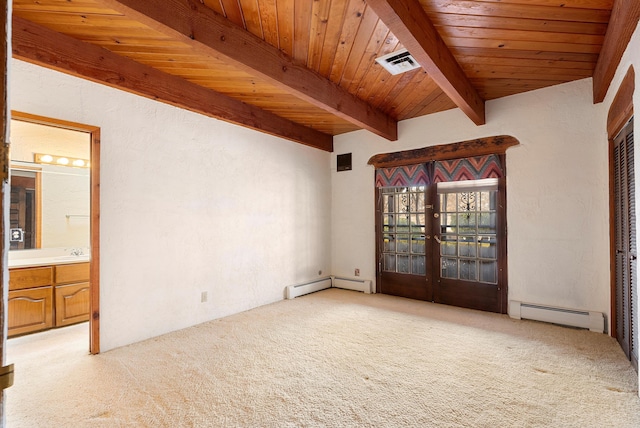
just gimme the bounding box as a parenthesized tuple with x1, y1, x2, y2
(332, 78, 610, 324)
(10, 59, 332, 351)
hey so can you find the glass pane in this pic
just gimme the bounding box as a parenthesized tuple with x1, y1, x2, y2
(458, 192, 477, 212)
(397, 255, 410, 273)
(384, 254, 396, 272)
(383, 194, 394, 213)
(460, 259, 477, 281)
(458, 236, 477, 258)
(410, 214, 425, 233)
(397, 234, 410, 253)
(383, 214, 394, 232)
(440, 235, 457, 256)
(383, 234, 395, 252)
(397, 193, 410, 213)
(411, 255, 426, 275)
(478, 236, 497, 259)
(479, 191, 496, 212)
(480, 260, 497, 284)
(443, 193, 457, 212)
(397, 214, 411, 233)
(457, 213, 477, 235)
(411, 192, 425, 212)
(478, 213, 496, 234)
(442, 213, 457, 234)
(441, 258, 458, 279)
(411, 235, 425, 254)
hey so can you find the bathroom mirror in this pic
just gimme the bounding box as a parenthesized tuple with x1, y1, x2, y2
(9, 118, 90, 251)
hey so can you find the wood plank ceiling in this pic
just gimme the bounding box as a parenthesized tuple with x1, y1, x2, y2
(10, 0, 622, 151)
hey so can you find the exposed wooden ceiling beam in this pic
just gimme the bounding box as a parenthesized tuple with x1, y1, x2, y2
(592, 0, 640, 103)
(12, 17, 333, 152)
(365, 0, 486, 126)
(98, 0, 398, 141)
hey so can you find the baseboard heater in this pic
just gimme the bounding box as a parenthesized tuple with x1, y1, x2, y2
(509, 300, 604, 333)
(285, 276, 372, 299)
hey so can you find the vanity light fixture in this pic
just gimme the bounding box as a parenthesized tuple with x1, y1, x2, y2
(35, 153, 90, 168)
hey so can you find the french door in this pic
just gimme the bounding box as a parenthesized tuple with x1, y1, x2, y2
(377, 178, 507, 313)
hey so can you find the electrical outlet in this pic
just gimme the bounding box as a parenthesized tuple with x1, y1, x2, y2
(201, 291, 208, 303)
(355, 268, 360, 277)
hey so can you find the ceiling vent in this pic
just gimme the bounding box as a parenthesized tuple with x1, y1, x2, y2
(375, 48, 421, 75)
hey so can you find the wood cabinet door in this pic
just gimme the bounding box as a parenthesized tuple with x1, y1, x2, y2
(55, 282, 90, 327)
(8, 286, 54, 337)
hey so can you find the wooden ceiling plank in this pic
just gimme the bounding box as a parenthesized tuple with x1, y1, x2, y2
(238, 0, 265, 38)
(292, 0, 312, 64)
(276, 0, 295, 57)
(414, 90, 457, 117)
(346, 20, 390, 93)
(366, 0, 485, 125)
(441, 27, 605, 46)
(328, 0, 368, 83)
(257, 0, 280, 49)
(307, 0, 331, 72)
(394, 73, 450, 120)
(355, 36, 401, 100)
(456, 55, 596, 71)
(397, 77, 441, 120)
(220, 0, 246, 28)
(379, 69, 422, 115)
(445, 37, 603, 54)
(592, 0, 640, 103)
(468, 0, 614, 10)
(12, 16, 333, 151)
(337, 5, 379, 89)
(98, 0, 398, 140)
(450, 46, 600, 63)
(429, 13, 608, 35)
(424, 0, 611, 23)
(317, 0, 351, 77)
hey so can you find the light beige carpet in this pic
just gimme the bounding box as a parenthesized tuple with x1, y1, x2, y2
(6, 288, 640, 427)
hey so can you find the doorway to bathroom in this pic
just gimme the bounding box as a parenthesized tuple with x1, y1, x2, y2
(8, 111, 100, 354)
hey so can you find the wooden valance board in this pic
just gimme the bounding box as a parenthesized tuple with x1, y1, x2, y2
(368, 135, 519, 169)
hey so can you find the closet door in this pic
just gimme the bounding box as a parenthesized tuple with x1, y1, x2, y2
(613, 118, 637, 370)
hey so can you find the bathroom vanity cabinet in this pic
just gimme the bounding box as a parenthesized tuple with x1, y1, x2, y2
(8, 262, 90, 337)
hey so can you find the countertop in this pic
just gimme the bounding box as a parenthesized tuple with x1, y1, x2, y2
(9, 255, 91, 269)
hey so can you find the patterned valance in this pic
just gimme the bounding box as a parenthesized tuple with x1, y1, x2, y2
(432, 155, 503, 183)
(375, 164, 430, 187)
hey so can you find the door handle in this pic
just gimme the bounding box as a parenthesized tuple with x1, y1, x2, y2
(434, 235, 441, 244)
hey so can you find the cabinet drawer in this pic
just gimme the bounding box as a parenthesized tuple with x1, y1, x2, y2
(8, 286, 54, 337)
(9, 267, 53, 291)
(55, 282, 90, 327)
(55, 263, 90, 284)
